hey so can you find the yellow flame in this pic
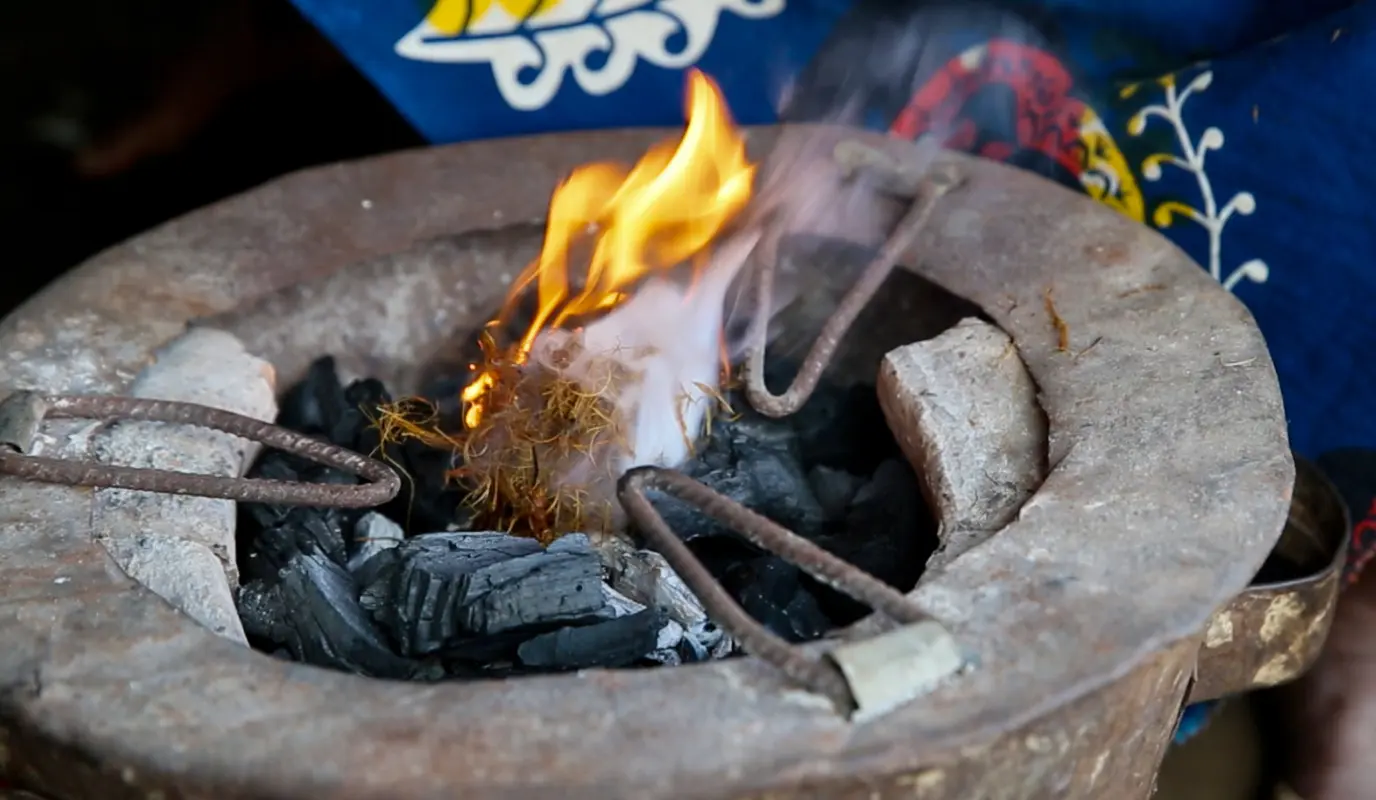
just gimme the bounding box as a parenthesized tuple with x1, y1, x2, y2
(462, 68, 755, 428)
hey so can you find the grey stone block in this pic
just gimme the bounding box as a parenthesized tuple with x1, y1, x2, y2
(92, 327, 277, 644)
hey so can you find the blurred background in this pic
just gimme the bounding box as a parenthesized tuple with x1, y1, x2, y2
(0, 0, 423, 315)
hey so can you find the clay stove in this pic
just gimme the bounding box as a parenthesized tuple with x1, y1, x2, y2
(0, 124, 1343, 799)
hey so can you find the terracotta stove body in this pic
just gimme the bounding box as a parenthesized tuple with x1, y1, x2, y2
(0, 126, 1335, 799)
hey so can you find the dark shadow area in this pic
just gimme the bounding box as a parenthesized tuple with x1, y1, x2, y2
(0, 0, 421, 316)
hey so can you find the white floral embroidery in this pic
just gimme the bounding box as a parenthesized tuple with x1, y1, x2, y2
(395, 0, 785, 112)
(1127, 70, 1268, 291)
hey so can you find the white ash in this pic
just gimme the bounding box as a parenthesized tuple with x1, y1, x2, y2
(346, 512, 405, 573)
(597, 566, 735, 662)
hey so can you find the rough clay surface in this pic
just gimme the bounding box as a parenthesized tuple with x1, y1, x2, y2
(878, 317, 1047, 570)
(91, 327, 277, 644)
(0, 127, 1292, 800)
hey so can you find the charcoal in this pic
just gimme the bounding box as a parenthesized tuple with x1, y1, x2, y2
(236, 580, 286, 642)
(237, 354, 929, 679)
(277, 356, 351, 436)
(727, 556, 831, 642)
(644, 489, 738, 542)
(251, 356, 464, 536)
(838, 458, 927, 585)
(642, 437, 825, 542)
(240, 453, 360, 534)
(788, 383, 900, 475)
(740, 448, 827, 537)
(237, 550, 415, 679)
(364, 532, 606, 656)
(241, 505, 351, 583)
(517, 608, 668, 670)
(714, 407, 800, 458)
(347, 511, 405, 573)
(809, 465, 866, 520)
(808, 459, 931, 622)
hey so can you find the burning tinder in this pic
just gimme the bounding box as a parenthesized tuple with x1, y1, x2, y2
(455, 69, 760, 542)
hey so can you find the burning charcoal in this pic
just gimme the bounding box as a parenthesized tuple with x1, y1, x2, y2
(516, 608, 668, 670)
(364, 532, 606, 656)
(347, 511, 405, 573)
(725, 556, 831, 643)
(808, 465, 866, 521)
(237, 551, 415, 679)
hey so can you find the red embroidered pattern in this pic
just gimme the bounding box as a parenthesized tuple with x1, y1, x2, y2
(890, 38, 1092, 180)
(1346, 496, 1376, 585)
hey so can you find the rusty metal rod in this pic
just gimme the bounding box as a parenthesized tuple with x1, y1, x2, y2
(743, 159, 962, 418)
(0, 392, 400, 508)
(623, 466, 931, 625)
(618, 466, 857, 712)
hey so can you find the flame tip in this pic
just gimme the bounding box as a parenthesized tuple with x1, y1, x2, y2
(461, 68, 752, 430)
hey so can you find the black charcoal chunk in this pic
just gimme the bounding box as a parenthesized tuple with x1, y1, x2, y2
(725, 556, 830, 642)
(236, 580, 287, 642)
(789, 383, 900, 474)
(808, 465, 866, 520)
(256, 356, 464, 536)
(277, 356, 350, 435)
(808, 459, 931, 622)
(740, 448, 827, 537)
(642, 447, 824, 543)
(366, 532, 606, 656)
(333, 378, 391, 454)
(237, 551, 415, 679)
(517, 608, 668, 670)
(241, 452, 361, 536)
(839, 458, 926, 586)
(717, 408, 800, 457)
(241, 506, 352, 583)
(644, 488, 738, 542)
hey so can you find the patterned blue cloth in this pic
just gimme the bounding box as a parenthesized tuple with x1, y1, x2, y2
(290, 1, 852, 142)
(289, 0, 1376, 746)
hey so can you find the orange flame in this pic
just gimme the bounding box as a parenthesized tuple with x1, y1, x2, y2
(461, 68, 756, 428)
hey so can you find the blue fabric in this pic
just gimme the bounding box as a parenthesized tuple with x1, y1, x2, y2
(289, 1, 853, 142)
(1173, 699, 1221, 745)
